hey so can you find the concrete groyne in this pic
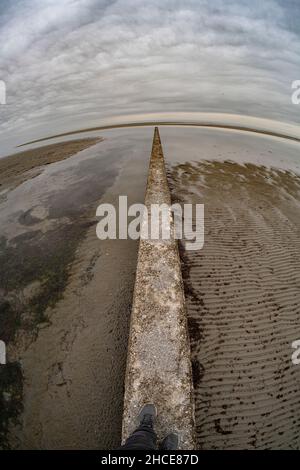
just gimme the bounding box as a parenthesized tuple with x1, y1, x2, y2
(122, 128, 195, 449)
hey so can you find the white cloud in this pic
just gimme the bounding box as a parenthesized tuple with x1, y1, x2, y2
(0, 0, 299, 149)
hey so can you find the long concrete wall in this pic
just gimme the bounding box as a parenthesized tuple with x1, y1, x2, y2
(122, 128, 195, 449)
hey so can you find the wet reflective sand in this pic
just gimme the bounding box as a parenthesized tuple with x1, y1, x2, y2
(0, 130, 151, 449)
(166, 129, 300, 449)
(1, 126, 300, 449)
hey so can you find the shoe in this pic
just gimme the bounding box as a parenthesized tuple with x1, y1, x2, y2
(138, 404, 157, 428)
(160, 433, 179, 450)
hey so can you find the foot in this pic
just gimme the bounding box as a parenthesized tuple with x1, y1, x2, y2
(160, 433, 179, 450)
(138, 404, 157, 428)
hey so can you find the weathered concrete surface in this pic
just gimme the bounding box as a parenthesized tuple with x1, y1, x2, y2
(122, 128, 195, 449)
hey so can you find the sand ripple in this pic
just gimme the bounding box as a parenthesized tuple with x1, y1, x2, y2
(168, 161, 300, 449)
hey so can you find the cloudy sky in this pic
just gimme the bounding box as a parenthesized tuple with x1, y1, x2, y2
(0, 0, 299, 150)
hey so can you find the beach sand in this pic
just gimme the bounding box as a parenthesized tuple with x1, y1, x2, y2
(2, 125, 300, 450)
(168, 160, 300, 449)
(0, 138, 102, 194)
(0, 133, 150, 449)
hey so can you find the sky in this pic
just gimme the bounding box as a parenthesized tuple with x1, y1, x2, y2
(0, 0, 299, 151)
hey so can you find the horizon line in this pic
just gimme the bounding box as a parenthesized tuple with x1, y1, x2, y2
(18, 120, 300, 147)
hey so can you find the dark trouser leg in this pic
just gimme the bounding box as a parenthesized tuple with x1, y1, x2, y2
(119, 425, 157, 450)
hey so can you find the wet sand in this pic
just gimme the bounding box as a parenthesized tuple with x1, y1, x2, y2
(0, 138, 101, 193)
(2, 126, 300, 449)
(168, 160, 300, 449)
(0, 131, 151, 449)
(11, 164, 147, 449)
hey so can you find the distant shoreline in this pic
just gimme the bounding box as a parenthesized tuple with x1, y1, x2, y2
(0, 137, 101, 193)
(18, 121, 300, 147)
